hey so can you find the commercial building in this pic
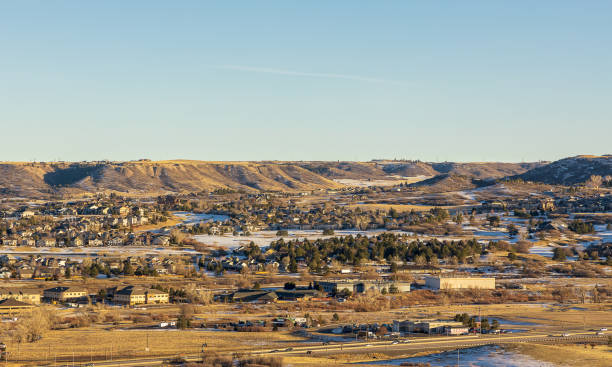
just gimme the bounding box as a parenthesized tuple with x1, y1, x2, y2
(0, 288, 41, 304)
(43, 286, 88, 302)
(0, 298, 35, 315)
(425, 276, 495, 290)
(393, 319, 468, 335)
(113, 286, 169, 306)
(316, 280, 411, 295)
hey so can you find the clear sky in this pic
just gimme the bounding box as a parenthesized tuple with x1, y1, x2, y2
(1, 1, 610, 162)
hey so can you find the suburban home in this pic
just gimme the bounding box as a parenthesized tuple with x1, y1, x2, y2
(19, 210, 35, 218)
(2, 239, 18, 246)
(118, 206, 131, 216)
(18, 268, 34, 279)
(20, 238, 35, 247)
(36, 237, 57, 247)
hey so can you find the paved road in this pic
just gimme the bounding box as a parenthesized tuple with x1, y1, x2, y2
(279, 331, 608, 357)
(35, 331, 610, 366)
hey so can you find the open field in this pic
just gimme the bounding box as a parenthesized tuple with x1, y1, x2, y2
(509, 343, 612, 367)
(132, 214, 183, 232)
(6, 328, 307, 364)
(333, 175, 431, 187)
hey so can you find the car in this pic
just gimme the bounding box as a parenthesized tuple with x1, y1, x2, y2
(600, 328, 608, 331)
(285, 347, 294, 352)
(596, 331, 604, 336)
(391, 340, 399, 345)
(562, 333, 570, 337)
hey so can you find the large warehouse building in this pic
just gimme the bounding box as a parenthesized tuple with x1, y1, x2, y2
(425, 276, 495, 290)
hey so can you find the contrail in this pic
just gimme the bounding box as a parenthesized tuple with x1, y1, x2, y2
(216, 65, 405, 85)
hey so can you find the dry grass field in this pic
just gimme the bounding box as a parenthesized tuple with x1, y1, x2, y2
(6, 328, 307, 364)
(509, 343, 612, 367)
(132, 214, 183, 232)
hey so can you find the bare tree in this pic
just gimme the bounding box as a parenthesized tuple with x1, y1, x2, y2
(12, 306, 58, 343)
(180, 303, 195, 319)
(586, 175, 603, 190)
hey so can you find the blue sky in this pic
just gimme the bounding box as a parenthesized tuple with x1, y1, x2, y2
(1, 1, 610, 162)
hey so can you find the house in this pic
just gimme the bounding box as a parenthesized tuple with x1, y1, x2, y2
(1, 239, 18, 246)
(20, 239, 35, 247)
(113, 286, 169, 306)
(118, 206, 130, 216)
(36, 238, 57, 247)
(88, 238, 104, 247)
(19, 210, 35, 218)
(152, 236, 170, 246)
(18, 268, 34, 279)
(43, 286, 88, 302)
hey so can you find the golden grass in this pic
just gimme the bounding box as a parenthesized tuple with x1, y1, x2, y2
(133, 215, 183, 232)
(7, 328, 306, 363)
(509, 343, 612, 367)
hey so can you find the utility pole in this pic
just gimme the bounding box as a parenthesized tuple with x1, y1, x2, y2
(457, 348, 460, 367)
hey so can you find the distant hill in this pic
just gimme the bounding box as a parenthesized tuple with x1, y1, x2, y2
(0, 161, 343, 198)
(512, 155, 612, 185)
(0, 159, 544, 198)
(408, 174, 493, 192)
(298, 161, 541, 180)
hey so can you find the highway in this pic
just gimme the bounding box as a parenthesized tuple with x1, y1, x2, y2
(51, 330, 608, 366)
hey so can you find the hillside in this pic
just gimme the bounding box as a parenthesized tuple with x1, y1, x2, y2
(513, 155, 612, 185)
(0, 159, 544, 198)
(0, 161, 343, 198)
(297, 161, 540, 180)
(408, 174, 492, 192)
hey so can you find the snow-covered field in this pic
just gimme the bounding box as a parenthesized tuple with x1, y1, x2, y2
(363, 345, 555, 367)
(529, 245, 554, 258)
(173, 211, 229, 224)
(334, 175, 430, 187)
(193, 229, 415, 249)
